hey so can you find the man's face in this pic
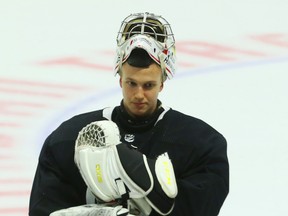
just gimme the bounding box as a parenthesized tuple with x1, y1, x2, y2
(120, 62, 163, 118)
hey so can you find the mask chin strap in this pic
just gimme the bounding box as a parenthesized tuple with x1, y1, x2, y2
(159, 52, 167, 81)
(116, 50, 124, 76)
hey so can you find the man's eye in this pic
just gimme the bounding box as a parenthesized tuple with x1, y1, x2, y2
(144, 83, 154, 88)
(127, 81, 136, 86)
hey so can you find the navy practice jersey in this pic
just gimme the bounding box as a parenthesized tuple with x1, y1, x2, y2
(29, 103, 229, 216)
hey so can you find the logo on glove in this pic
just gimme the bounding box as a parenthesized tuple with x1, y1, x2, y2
(96, 164, 103, 183)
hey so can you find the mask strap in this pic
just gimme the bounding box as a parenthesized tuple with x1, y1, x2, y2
(159, 52, 167, 81)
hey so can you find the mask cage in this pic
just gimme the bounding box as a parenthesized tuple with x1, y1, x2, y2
(116, 12, 175, 49)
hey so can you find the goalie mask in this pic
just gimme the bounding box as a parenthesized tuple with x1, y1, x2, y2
(114, 12, 176, 81)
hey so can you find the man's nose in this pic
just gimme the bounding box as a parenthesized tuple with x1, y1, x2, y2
(135, 87, 144, 99)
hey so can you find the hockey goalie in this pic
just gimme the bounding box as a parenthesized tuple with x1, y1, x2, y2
(30, 11, 229, 216)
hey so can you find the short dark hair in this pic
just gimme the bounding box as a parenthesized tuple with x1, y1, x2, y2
(127, 48, 154, 67)
(121, 48, 166, 82)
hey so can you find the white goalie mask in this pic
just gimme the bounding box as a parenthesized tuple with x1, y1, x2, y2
(114, 12, 176, 80)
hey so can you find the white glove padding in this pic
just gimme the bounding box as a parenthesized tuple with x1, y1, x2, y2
(116, 144, 177, 215)
(75, 120, 178, 215)
(49, 204, 129, 216)
(75, 121, 127, 202)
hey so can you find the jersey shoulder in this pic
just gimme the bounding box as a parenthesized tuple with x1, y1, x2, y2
(163, 109, 225, 139)
(49, 109, 106, 144)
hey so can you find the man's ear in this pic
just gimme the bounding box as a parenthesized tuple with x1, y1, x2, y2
(159, 82, 164, 92)
(119, 77, 122, 88)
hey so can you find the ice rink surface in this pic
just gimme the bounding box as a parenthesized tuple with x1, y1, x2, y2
(0, 0, 288, 215)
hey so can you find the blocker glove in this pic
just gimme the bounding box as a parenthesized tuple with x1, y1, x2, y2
(74, 120, 178, 215)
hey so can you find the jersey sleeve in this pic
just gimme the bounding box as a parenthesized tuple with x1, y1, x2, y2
(29, 110, 105, 215)
(29, 134, 87, 215)
(148, 111, 229, 216)
(172, 133, 229, 216)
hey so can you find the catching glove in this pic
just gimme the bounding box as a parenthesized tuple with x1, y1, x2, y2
(74, 120, 178, 215)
